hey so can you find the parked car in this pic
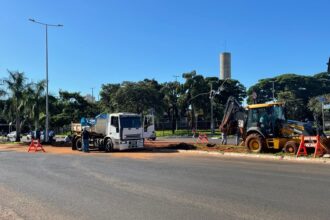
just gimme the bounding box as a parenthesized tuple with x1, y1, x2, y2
(27, 130, 56, 143)
(7, 131, 22, 141)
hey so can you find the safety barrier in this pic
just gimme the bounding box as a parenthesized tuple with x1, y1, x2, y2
(296, 135, 323, 158)
(28, 139, 46, 152)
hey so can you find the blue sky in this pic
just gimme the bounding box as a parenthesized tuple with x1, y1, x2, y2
(1, 0, 329, 98)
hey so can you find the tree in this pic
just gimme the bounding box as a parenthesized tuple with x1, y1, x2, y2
(246, 72, 330, 120)
(160, 81, 181, 134)
(54, 91, 100, 126)
(0, 89, 5, 97)
(180, 72, 246, 129)
(26, 80, 46, 130)
(180, 71, 209, 129)
(206, 78, 246, 124)
(99, 83, 120, 112)
(114, 79, 163, 114)
(277, 91, 305, 120)
(4, 70, 27, 141)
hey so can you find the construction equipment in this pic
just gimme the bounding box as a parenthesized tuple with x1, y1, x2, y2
(220, 97, 330, 153)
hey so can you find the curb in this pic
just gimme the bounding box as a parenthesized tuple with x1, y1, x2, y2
(177, 150, 330, 164)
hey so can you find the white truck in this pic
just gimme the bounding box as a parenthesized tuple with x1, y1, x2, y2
(71, 113, 144, 152)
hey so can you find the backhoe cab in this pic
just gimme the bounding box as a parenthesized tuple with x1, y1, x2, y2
(244, 102, 293, 153)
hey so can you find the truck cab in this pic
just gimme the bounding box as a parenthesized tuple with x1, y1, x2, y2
(108, 113, 144, 150)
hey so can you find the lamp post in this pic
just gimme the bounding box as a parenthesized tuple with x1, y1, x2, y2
(91, 87, 95, 102)
(270, 81, 275, 102)
(29, 18, 63, 142)
(210, 83, 214, 134)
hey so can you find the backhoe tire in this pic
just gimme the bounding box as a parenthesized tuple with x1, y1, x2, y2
(284, 141, 298, 155)
(245, 133, 265, 153)
(75, 137, 82, 151)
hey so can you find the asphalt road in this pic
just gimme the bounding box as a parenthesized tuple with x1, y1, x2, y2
(0, 151, 330, 220)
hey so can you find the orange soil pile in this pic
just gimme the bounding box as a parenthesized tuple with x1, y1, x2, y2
(0, 140, 247, 156)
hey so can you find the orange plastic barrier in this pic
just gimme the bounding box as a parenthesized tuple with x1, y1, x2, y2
(296, 135, 323, 158)
(28, 139, 46, 152)
(197, 133, 209, 144)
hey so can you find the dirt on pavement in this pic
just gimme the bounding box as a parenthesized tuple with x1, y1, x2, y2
(0, 140, 247, 159)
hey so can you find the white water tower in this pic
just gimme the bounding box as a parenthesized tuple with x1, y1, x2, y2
(220, 52, 231, 80)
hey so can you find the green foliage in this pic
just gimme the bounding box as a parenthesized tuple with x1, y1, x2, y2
(52, 90, 100, 127)
(99, 83, 120, 112)
(100, 79, 163, 114)
(3, 70, 28, 141)
(247, 72, 330, 120)
(307, 94, 330, 124)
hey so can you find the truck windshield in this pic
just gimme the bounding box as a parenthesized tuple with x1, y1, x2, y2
(120, 116, 141, 128)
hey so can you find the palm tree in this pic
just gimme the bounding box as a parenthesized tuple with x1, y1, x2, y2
(181, 71, 197, 129)
(26, 80, 45, 130)
(4, 70, 27, 142)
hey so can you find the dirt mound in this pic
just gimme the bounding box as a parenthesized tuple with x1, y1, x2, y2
(321, 137, 330, 153)
(165, 142, 197, 150)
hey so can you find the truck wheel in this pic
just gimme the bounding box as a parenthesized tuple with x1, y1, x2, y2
(245, 133, 265, 153)
(75, 138, 82, 151)
(105, 138, 113, 152)
(284, 141, 298, 155)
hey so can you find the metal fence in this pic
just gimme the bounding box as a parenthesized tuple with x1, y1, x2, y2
(155, 119, 220, 136)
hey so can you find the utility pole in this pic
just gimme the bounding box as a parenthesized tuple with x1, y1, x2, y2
(91, 87, 94, 102)
(210, 83, 214, 134)
(173, 75, 179, 82)
(322, 102, 325, 132)
(272, 81, 275, 101)
(29, 18, 63, 142)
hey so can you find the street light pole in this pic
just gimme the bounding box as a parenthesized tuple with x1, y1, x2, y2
(210, 83, 214, 134)
(322, 102, 325, 133)
(91, 87, 94, 102)
(45, 24, 49, 142)
(29, 18, 63, 142)
(272, 81, 275, 102)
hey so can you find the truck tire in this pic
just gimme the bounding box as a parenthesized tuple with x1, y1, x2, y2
(245, 133, 265, 153)
(75, 137, 82, 151)
(105, 138, 113, 152)
(284, 141, 298, 155)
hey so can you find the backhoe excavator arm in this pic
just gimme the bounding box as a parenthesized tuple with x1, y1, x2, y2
(219, 97, 246, 135)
